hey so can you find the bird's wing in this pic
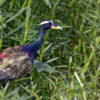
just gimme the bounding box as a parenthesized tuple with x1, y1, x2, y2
(0, 53, 7, 60)
(0, 70, 13, 81)
(0, 46, 23, 67)
(0, 46, 33, 81)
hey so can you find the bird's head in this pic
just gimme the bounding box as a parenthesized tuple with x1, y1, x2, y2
(40, 20, 62, 30)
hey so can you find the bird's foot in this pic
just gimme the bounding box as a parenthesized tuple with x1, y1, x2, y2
(4, 81, 10, 92)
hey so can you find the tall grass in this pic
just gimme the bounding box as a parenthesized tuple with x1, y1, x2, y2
(0, 0, 100, 100)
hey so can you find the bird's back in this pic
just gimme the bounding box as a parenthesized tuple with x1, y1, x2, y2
(0, 46, 33, 81)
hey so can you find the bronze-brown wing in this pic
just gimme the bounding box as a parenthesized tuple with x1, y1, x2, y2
(0, 46, 33, 81)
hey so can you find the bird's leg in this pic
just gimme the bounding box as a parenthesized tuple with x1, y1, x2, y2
(4, 81, 10, 92)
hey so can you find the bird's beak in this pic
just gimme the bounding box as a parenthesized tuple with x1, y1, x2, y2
(51, 21, 62, 30)
(51, 25, 62, 30)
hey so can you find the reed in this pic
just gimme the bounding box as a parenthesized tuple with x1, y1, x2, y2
(0, 0, 100, 100)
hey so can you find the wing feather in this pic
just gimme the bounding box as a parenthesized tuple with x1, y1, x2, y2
(0, 53, 7, 60)
(0, 46, 33, 81)
(0, 70, 13, 81)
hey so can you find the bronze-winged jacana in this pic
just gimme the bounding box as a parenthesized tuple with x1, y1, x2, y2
(0, 20, 62, 91)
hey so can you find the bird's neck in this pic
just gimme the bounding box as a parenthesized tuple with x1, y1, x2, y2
(22, 28, 46, 53)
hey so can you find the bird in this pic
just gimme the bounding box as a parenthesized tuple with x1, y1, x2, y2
(0, 20, 62, 91)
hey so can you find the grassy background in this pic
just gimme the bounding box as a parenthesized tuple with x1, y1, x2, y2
(0, 0, 100, 100)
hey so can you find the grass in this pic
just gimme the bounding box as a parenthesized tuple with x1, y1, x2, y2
(0, 0, 100, 100)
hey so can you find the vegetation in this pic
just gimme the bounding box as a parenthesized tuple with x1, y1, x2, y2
(0, 0, 100, 100)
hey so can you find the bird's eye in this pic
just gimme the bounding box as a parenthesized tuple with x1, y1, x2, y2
(49, 22, 52, 26)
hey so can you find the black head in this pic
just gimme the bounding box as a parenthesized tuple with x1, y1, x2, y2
(40, 20, 62, 30)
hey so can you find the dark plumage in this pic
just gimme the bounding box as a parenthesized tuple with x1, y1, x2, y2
(0, 20, 62, 81)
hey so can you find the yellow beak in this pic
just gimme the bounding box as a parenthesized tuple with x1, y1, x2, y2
(51, 25, 63, 30)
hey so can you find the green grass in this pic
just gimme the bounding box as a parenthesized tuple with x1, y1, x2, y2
(0, 0, 100, 100)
